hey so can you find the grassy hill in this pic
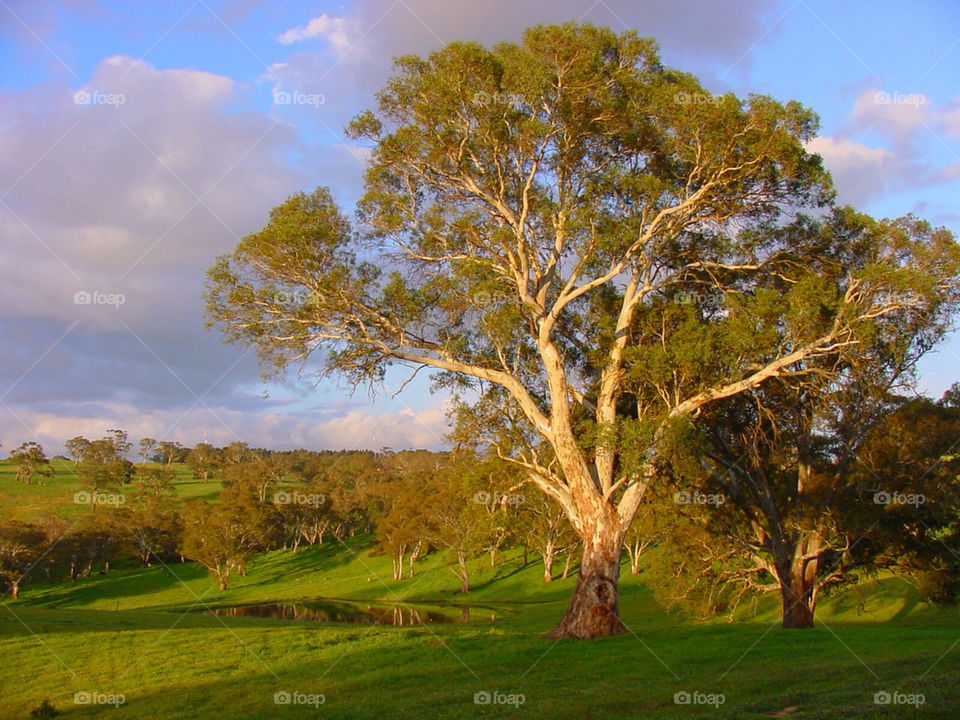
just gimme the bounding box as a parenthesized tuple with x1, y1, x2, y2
(3, 534, 960, 719)
(2, 460, 959, 718)
(0, 459, 221, 523)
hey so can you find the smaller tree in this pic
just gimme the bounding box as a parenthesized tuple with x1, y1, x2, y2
(64, 436, 91, 467)
(0, 521, 44, 599)
(186, 442, 221, 482)
(9, 442, 53, 485)
(222, 441, 253, 466)
(157, 441, 185, 467)
(76, 437, 135, 506)
(418, 458, 491, 593)
(374, 480, 426, 580)
(126, 467, 182, 567)
(221, 454, 287, 501)
(180, 500, 248, 591)
(521, 493, 576, 583)
(138, 437, 158, 463)
(105, 429, 132, 458)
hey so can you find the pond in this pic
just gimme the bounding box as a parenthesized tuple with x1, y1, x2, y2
(196, 598, 496, 625)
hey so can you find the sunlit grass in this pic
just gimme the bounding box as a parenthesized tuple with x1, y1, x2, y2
(3, 533, 960, 718)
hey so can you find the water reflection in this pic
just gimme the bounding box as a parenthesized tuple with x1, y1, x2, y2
(204, 599, 475, 626)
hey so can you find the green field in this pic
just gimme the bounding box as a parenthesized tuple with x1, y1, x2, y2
(3, 539, 960, 718)
(0, 459, 222, 523)
(2, 462, 960, 718)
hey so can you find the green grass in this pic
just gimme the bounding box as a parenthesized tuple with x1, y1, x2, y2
(0, 459, 222, 523)
(3, 460, 960, 718)
(3, 535, 960, 719)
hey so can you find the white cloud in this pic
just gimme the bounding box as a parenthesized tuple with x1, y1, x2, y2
(851, 88, 929, 146)
(809, 88, 960, 206)
(1, 401, 449, 455)
(806, 136, 899, 205)
(276, 14, 352, 51)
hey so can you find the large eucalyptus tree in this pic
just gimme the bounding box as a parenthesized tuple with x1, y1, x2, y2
(206, 24, 960, 637)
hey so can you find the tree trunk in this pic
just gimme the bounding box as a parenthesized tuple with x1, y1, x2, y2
(542, 541, 555, 583)
(627, 538, 651, 575)
(544, 529, 625, 638)
(562, 552, 572, 579)
(9, 582, 19, 600)
(456, 550, 469, 593)
(777, 562, 816, 629)
(392, 546, 406, 581)
(409, 541, 421, 577)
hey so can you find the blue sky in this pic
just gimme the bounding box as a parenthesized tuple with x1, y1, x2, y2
(2, 0, 959, 454)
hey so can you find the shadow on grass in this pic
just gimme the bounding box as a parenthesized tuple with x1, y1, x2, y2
(21, 562, 210, 609)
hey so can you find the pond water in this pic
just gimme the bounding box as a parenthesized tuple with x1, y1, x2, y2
(198, 598, 488, 625)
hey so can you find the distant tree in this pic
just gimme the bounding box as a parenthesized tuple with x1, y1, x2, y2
(125, 467, 182, 567)
(217, 483, 282, 573)
(624, 498, 669, 576)
(76, 437, 135, 506)
(374, 480, 427, 580)
(221, 454, 287, 501)
(105, 428, 132, 458)
(0, 521, 44, 599)
(180, 500, 244, 591)
(66, 512, 126, 577)
(222, 441, 252, 466)
(157, 441, 185, 467)
(9, 442, 53, 485)
(940, 381, 960, 409)
(138, 437, 158, 463)
(417, 458, 493, 593)
(276, 496, 340, 552)
(64, 436, 91, 467)
(186, 442, 221, 482)
(180, 490, 274, 589)
(521, 492, 576, 583)
(34, 515, 71, 583)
